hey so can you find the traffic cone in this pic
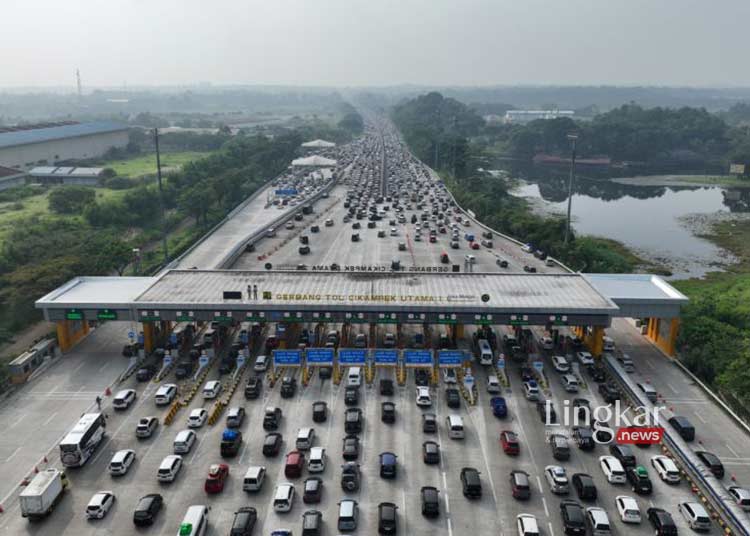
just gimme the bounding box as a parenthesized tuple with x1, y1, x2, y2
(34, 466, 39, 474)
(0, 504, 4, 513)
(43, 456, 48, 463)
(105, 387, 111, 396)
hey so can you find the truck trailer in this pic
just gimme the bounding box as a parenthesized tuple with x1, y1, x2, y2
(20, 469, 67, 519)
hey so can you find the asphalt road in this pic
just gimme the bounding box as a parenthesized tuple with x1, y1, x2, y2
(0, 114, 743, 536)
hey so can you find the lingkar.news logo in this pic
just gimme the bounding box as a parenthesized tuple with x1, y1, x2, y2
(543, 400, 664, 444)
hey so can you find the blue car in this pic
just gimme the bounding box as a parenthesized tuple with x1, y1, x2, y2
(490, 396, 507, 418)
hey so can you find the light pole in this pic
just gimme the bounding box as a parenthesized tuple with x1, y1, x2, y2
(153, 128, 169, 264)
(132, 248, 141, 276)
(564, 132, 579, 246)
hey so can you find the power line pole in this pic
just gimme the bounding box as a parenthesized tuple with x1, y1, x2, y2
(154, 128, 169, 263)
(564, 132, 578, 246)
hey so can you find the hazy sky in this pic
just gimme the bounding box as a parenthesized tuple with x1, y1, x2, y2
(2, 0, 748, 88)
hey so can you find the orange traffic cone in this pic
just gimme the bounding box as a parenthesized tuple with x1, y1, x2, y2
(0, 504, 4, 513)
(34, 466, 39, 474)
(43, 456, 48, 463)
(105, 387, 111, 396)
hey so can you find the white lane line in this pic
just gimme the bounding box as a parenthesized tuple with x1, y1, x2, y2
(665, 382, 678, 394)
(645, 359, 656, 370)
(4, 446, 21, 463)
(72, 361, 87, 374)
(542, 496, 550, 517)
(401, 488, 408, 534)
(693, 410, 707, 424)
(42, 412, 58, 426)
(536, 475, 544, 493)
(189, 432, 207, 464)
(548, 521, 556, 536)
(447, 517, 454, 536)
(98, 362, 110, 373)
(9, 415, 24, 429)
(726, 443, 740, 458)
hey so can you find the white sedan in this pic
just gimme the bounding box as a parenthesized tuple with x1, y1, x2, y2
(187, 408, 208, 428)
(85, 491, 115, 519)
(615, 495, 641, 523)
(112, 389, 136, 410)
(576, 351, 594, 366)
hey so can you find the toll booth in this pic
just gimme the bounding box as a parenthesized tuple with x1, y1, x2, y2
(338, 348, 368, 385)
(271, 348, 302, 385)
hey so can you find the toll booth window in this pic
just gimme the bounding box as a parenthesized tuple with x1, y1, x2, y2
(263, 291, 272, 300)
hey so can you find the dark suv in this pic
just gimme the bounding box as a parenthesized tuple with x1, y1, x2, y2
(460, 467, 482, 499)
(572, 426, 595, 451)
(132, 493, 163, 526)
(647, 507, 678, 535)
(610, 443, 637, 468)
(263, 407, 282, 430)
(244, 376, 262, 399)
(344, 408, 363, 434)
(280, 376, 297, 398)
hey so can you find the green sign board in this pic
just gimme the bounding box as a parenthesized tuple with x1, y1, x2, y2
(509, 319, 529, 326)
(348, 317, 367, 323)
(213, 315, 234, 323)
(140, 315, 161, 322)
(284, 316, 304, 323)
(65, 309, 84, 320)
(550, 315, 568, 326)
(176, 315, 193, 322)
(375, 318, 398, 324)
(436, 318, 457, 325)
(97, 309, 117, 321)
(245, 315, 266, 322)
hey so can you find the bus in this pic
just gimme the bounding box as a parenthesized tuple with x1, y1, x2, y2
(477, 339, 493, 365)
(59, 413, 106, 467)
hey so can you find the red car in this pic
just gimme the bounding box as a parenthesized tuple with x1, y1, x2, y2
(500, 430, 520, 455)
(470, 242, 480, 250)
(284, 450, 304, 478)
(204, 463, 229, 493)
(429, 235, 437, 243)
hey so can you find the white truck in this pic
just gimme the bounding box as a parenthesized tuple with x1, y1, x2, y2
(20, 469, 67, 519)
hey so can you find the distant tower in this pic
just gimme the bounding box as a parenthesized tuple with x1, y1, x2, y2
(76, 69, 82, 98)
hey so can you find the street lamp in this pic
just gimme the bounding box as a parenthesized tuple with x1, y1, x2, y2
(564, 132, 579, 246)
(132, 248, 141, 276)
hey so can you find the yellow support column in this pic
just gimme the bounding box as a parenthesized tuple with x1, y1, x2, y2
(454, 324, 464, 339)
(56, 320, 72, 353)
(586, 326, 605, 357)
(142, 322, 155, 354)
(653, 318, 680, 357)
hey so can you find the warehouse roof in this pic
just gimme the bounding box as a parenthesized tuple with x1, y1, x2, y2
(0, 121, 128, 149)
(291, 155, 337, 167)
(30, 166, 105, 178)
(302, 139, 336, 148)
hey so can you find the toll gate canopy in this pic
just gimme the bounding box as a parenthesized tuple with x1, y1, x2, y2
(36, 270, 688, 326)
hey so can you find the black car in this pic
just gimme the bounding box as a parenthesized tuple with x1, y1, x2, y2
(379, 452, 398, 478)
(345, 386, 359, 406)
(560, 500, 586, 535)
(696, 450, 725, 478)
(319, 366, 332, 379)
(586, 365, 606, 383)
(626, 465, 653, 495)
(135, 365, 155, 382)
(415, 369, 430, 386)
(422, 413, 437, 433)
(280, 376, 297, 398)
(229, 507, 257, 536)
(344, 408, 363, 434)
(381, 402, 396, 423)
(572, 426, 595, 451)
(244, 375, 262, 399)
(303, 477, 323, 504)
(420, 486, 440, 517)
(460, 467, 482, 499)
(263, 432, 282, 456)
(572, 398, 590, 422)
(647, 507, 678, 535)
(380, 378, 394, 395)
(378, 502, 398, 535)
(422, 441, 440, 464)
(598, 382, 620, 403)
(263, 407, 282, 430)
(445, 388, 461, 408)
(571, 473, 597, 501)
(133, 493, 163, 526)
(610, 443, 637, 468)
(342, 435, 360, 460)
(312, 401, 328, 423)
(301, 509, 322, 536)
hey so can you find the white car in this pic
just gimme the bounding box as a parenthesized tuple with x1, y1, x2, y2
(85, 491, 115, 520)
(254, 354, 270, 372)
(416, 386, 432, 407)
(187, 408, 208, 428)
(112, 389, 136, 410)
(523, 381, 540, 401)
(540, 336, 554, 350)
(615, 495, 641, 523)
(390, 227, 398, 236)
(157, 454, 183, 482)
(308, 447, 326, 473)
(544, 465, 569, 494)
(551, 355, 570, 373)
(678, 502, 712, 531)
(202, 380, 222, 399)
(486, 375, 501, 393)
(599, 456, 626, 484)
(108, 449, 135, 476)
(135, 416, 159, 438)
(442, 368, 457, 384)
(728, 486, 750, 511)
(154, 383, 177, 405)
(577, 351, 595, 366)
(522, 243, 534, 253)
(285, 221, 295, 229)
(325, 219, 334, 227)
(517, 513, 540, 536)
(651, 455, 681, 484)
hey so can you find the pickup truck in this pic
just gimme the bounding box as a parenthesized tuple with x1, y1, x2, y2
(20, 469, 67, 519)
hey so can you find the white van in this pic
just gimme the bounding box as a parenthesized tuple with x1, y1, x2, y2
(273, 483, 296, 512)
(347, 367, 362, 387)
(486, 375, 501, 393)
(178, 505, 208, 536)
(308, 447, 326, 473)
(173, 430, 197, 454)
(447, 415, 465, 439)
(202, 380, 222, 399)
(478, 339, 493, 365)
(157, 454, 183, 482)
(243, 466, 266, 492)
(295, 427, 315, 450)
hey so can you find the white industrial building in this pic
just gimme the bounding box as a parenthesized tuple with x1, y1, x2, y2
(0, 121, 129, 170)
(503, 110, 575, 124)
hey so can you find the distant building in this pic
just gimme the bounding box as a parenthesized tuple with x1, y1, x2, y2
(0, 121, 128, 170)
(504, 110, 575, 124)
(291, 155, 337, 168)
(28, 166, 107, 186)
(0, 165, 27, 191)
(301, 139, 336, 150)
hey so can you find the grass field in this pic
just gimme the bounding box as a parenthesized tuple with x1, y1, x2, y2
(100, 151, 211, 178)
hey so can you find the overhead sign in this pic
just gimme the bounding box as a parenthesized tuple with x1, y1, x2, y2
(404, 349, 433, 367)
(438, 350, 464, 367)
(339, 348, 367, 365)
(273, 349, 302, 366)
(306, 347, 334, 365)
(730, 163, 746, 175)
(549, 314, 569, 326)
(373, 349, 398, 365)
(97, 309, 117, 320)
(65, 308, 84, 320)
(275, 188, 298, 196)
(176, 312, 193, 322)
(510, 314, 529, 326)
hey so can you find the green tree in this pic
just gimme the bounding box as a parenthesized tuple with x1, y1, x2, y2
(47, 186, 96, 214)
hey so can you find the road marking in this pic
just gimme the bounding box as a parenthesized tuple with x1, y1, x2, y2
(536, 475, 544, 493)
(9, 415, 24, 429)
(645, 359, 656, 370)
(98, 362, 110, 373)
(446, 517, 454, 536)
(548, 522, 555, 536)
(542, 496, 550, 517)
(4, 446, 21, 463)
(72, 360, 87, 373)
(726, 443, 740, 457)
(693, 410, 707, 424)
(42, 412, 58, 426)
(665, 382, 678, 393)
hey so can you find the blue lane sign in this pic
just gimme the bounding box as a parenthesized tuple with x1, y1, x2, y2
(438, 350, 463, 367)
(306, 348, 334, 365)
(163, 355, 172, 367)
(128, 330, 135, 339)
(273, 349, 302, 366)
(339, 348, 367, 365)
(533, 360, 544, 373)
(373, 349, 398, 365)
(169, 333, 177, 345)
(240, 331, 249, 344)
(404, 349, 433, 367)
(237, 355, 246, 368)
(275, 188, 298, 196)
(199, 355, 209, 367)
(497, 357, 506, 369)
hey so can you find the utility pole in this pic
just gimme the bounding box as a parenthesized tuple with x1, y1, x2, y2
(564, 132, 579, 246)
(451, 115, 457, 178)
(76, 69, 82, 99)
(154, 128, 169, 263)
